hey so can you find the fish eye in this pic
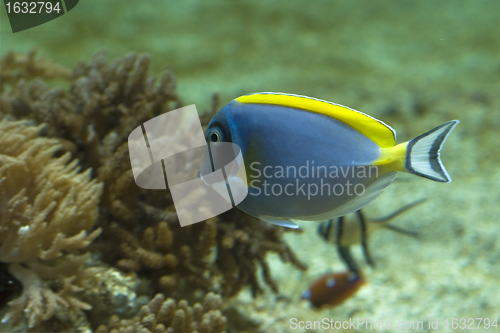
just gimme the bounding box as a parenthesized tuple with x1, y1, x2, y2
(208, 128, 223, 143)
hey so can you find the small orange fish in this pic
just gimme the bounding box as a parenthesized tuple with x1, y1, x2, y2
(302, 271, 366, 308)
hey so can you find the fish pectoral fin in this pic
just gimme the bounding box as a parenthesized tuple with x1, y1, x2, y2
(259, 216, 300, 229)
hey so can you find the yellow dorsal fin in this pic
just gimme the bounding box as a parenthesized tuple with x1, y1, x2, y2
(235, 92, 396, 147)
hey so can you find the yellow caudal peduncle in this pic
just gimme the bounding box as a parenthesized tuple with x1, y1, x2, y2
(372, 142, 408, 172)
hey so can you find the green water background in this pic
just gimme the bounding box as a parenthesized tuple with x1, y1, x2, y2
(1, 1, 499, 332)
(2, 1, 499, 112)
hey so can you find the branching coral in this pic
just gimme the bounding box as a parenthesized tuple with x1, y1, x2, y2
(215, 210, 307, 297)
(0, 120, 103, 328)
(3, 262, 92, 328)
(110, 218, 218, 296)
(0, 50, 308, 331)
(0, 51, 181, 213)
(95, 292, 227, 333)
(0, 49, 70, 90)
(0, 121, 102, 263)
(107, 196, 307, 299)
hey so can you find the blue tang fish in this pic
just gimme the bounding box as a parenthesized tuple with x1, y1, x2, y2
(203, 92, 459, 228)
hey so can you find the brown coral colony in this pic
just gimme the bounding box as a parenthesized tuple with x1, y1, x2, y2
(0, 50, 306, 331)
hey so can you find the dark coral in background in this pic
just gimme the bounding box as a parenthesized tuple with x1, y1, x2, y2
(0, 50, 306, 332)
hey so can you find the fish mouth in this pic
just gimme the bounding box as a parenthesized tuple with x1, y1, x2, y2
(198, 169, 227, 191)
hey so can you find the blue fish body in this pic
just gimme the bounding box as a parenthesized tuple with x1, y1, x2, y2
(203, 93, 459, 228)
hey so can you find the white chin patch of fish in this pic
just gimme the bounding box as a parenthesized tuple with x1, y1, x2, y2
(200, 173, 248, 205)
